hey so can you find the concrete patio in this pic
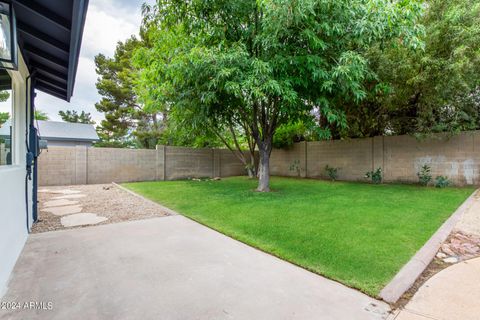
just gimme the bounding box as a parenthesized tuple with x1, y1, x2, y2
(393, 257, 480, 320)
(0, 215, 389, 320)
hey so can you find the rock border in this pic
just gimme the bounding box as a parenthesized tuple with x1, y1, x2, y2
(380, 189, 479, 303)
(112, 182, 178, 216)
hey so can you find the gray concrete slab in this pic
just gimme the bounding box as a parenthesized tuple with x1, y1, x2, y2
(395, 257, 480, 320)
(380, 189, 478, 303)
(0, 216, 389, 320)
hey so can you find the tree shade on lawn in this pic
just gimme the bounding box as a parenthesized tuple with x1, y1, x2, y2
(124, 177, 474, 296)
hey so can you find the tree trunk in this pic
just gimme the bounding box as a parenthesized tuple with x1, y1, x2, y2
(246, 151, 257, 179)
(247, 167, 255, 179)
(257, 141, 271, 192)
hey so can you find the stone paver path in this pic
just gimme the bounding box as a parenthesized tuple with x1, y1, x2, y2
(42, 205, 83, 216)
(393, 257, 480, 320)
(61, 213, 108, 227)
(39, 188, 108, 228)
(34, 184, 169, 233)
(52, 194, 87, 200)
(43, 199, 79, 208)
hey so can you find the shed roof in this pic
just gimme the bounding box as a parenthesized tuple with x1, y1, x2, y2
(35, 120, 99, 142)
(13, 0, 89, 101)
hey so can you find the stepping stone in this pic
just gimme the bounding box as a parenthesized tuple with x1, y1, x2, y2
(52, 194, 86, 200)
(61, 213, 108, 227)
(60, 190, 82, 195)
(43, 199, 79, 208)
(48, 189, 82, 195)
(42, 205, 83, 216)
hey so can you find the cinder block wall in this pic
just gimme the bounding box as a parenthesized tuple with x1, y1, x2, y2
(382, 133, 479, 185)
(38, 131, 480, 186)
(306, 138, 373, 180)
(38, 145, 248, 186)
(165, 146, 214, 180)
(270, 142, 307, 178)
(38, 146, 77, 186)
(87, 148, 158, 184)
(270, 131, 480, 185)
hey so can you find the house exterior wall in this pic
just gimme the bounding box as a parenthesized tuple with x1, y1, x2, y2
(0, 52, 32, 296)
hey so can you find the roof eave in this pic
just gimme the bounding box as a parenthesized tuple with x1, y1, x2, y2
(41, 137, 99, 142)
(66, 0, 89, 101)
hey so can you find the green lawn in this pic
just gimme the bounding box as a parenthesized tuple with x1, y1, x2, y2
(124, 177, 474, 296)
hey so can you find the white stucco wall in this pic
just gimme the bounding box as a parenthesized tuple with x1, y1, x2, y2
(0, 52, 32, 297)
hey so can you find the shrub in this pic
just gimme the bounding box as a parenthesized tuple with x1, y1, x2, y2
(435, 176, 450, 188)
(324, 165, 339, 181)
(289, 160, 301, 177)
(365, 168, 382, 184)
(273, 122, 307, 149)
(417, 164, 432, 186)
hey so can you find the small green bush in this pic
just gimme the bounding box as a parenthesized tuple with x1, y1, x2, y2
(289, 160, 301, 177)
(435, 176, 450, 188)
(325, 165, 339, 181)
(417, 164, 432, 186)
(273, 122, 307, 149)
(365, 168, 382, 184)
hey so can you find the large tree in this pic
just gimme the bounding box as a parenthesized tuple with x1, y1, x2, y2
(34, 110, 49, 121)
(339, 0, 480, 138)
(0, 112, 8, 126)
(137, 0, 423, 191)
(59, 110, 95, 124)
(135, 13, 258, 176)
(95, 36, 164, 148)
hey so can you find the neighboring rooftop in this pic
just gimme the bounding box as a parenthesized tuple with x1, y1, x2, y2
(36, 120, 99, 142)
(0, 119, 12, 137)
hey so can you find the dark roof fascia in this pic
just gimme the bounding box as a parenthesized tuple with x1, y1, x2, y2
(66, 0, 89, 101)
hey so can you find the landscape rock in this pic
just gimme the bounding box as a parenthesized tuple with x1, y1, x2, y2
(61, 213, 108, 227)
(52, 194, 87, 200)
(443, 257, 459, 264)
(436, 252, 447, 259)
(42, 205, 83, 216)
(43, 199, 79, 208)
(441, 244, 455, 256)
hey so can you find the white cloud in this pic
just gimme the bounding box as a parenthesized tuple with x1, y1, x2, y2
(34, 0, 154, 123)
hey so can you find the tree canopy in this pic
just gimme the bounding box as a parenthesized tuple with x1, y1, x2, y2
(135, 0, 423, 191)
(59, 110, 95, 124)
(318, 0, 480, 138)
(0, 112, 8, 126)
(94, 36, 164, 148)
(34, 110, 49, 121)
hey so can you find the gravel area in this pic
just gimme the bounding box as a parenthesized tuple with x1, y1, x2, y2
(32, 184, 171, 233)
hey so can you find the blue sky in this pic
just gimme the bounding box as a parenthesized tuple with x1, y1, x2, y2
(1, 0, 154, 123)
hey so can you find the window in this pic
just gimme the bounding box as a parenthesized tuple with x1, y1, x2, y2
(0, 69, 12, 166)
